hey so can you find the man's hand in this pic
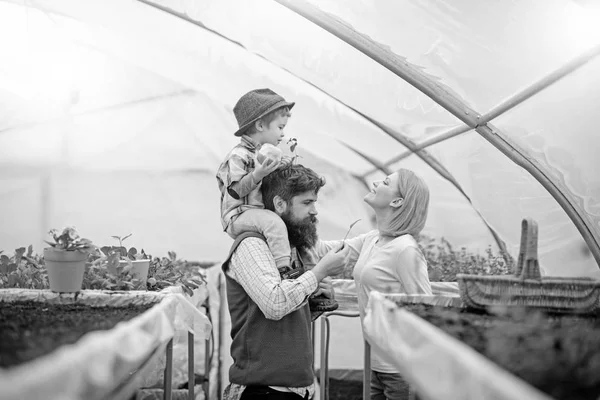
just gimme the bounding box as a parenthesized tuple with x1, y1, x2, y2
(311, 244, 350, 282)
(253, 157, 281, 181)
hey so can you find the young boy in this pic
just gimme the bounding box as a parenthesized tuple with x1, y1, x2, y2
(217, 88, 338, 312)
(217, 88, 293, 271)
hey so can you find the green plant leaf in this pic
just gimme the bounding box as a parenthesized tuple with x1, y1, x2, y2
(7, 275, 17, 286)
(182, 285, 193, 297)
(106, 253, 121, 275)
(128, 247, 137, 259)
(122, 263, 132, 274)
(116, 246, 127, 257)
(190, 277, 206, 286)
(184, 279, 199, 289)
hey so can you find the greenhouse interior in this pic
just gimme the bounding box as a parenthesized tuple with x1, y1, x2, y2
(1, 0, 599, 399)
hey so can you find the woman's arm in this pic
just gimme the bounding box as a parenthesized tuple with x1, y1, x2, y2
(312, 230, 375, 269)
(394, 246, 432, 295)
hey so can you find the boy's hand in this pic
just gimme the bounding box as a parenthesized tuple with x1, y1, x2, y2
(253, 157, 281, 181)
(281, 155, 293, 166)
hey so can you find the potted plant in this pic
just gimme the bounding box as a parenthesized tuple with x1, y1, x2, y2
(101, 234, 151, 284)
(43, 227, 99, 293)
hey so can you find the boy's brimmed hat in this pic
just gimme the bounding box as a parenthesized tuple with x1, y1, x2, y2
(233, 88, 295, 137)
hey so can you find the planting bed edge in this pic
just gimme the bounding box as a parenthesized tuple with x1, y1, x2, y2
(363, 291, 552, 400)
(0, 288, 211, 400)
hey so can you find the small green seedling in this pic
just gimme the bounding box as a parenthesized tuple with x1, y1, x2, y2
(340, 219, 361, 250)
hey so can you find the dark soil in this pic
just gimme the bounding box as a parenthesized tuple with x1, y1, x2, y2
(328, 378, 362, 400)
(401, 304, 600, 400)
(0, 300, 155, 368)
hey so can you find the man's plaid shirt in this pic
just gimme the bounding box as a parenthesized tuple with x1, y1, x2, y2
(222, 237, 318, 400)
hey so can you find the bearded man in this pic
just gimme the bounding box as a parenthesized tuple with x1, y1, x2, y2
(221, 164, 350, 400)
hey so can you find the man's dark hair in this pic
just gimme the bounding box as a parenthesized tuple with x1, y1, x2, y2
(261, 164, 326, 211)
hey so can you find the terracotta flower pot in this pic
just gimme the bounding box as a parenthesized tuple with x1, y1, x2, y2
(43, 248, 88, 293)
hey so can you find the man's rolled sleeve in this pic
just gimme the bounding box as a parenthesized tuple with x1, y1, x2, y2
(229, 238, 318, 320)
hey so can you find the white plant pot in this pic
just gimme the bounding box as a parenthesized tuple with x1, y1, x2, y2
(119, 259, 150, 283)
(44, 248, 88, 293)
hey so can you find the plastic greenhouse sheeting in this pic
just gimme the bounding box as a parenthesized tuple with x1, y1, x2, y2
(1, 0, 599, 278)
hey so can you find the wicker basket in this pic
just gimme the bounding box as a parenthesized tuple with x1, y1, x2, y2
(457, 218, 600, 315)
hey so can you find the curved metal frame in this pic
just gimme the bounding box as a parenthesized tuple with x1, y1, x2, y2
(130, 0, 514, 259)
(274, 0, 600, 268)
(14, 1, 599, 265)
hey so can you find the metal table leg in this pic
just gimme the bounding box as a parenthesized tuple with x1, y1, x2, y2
(317, 311, 360, 400)
(163, 338, 173, 400)
(204, 331, 211, 400)
(188, 331, 195, 400)
(363, 341, 371, 400)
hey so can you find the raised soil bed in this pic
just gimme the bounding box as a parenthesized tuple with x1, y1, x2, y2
(328, 377, 362, 400)
(0, 300, 154, 368)
(402, 303, 600, 400)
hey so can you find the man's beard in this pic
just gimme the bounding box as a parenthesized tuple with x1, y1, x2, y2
(281, 211, 318, 250)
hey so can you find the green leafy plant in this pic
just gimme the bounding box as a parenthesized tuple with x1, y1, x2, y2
(112, 233, 132, 248)
(334, 235, 513, 281)
(44, 226, 99, 255)
(101, 233, 150, 262)
(1, 244, 209, 295)
(89, 234, 152, 287)
(0, 246, 48, 289)
(146, 251, 207, 296)
(82, 258, 145, 291)
(287, 138, 302, 164)
(418, 234, 513, 282)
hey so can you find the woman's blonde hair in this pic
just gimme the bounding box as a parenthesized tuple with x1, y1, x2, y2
(379, 168, 430, 237)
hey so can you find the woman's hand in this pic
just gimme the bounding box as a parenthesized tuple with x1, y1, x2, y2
(312, 277, 334, 299)
(311, 244, 350, 282)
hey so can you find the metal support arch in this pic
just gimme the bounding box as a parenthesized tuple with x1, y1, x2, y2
(273, 0, 600, 268)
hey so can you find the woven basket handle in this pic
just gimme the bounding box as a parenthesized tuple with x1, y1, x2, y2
(514, 218, 541, 279)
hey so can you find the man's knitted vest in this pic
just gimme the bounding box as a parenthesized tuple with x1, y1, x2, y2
(222, 232, 314, 387)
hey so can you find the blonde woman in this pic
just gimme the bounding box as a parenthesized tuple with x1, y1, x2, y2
(313, 168, 432, 400)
